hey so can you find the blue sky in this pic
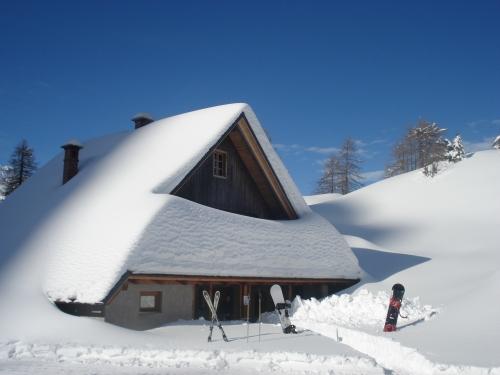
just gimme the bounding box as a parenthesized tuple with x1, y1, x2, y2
(1, 1, 499, 194)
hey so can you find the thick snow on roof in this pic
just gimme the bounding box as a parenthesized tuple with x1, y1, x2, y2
(0, 103, 360, 304)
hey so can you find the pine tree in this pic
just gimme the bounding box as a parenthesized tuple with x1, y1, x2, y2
(0, 165, 10, 201)
(315, 155, 341, 194)
(445, 135, 465, 162)
(337, 138, 363, 194)
(2, 140, 37, 196)
(493, 136, 500, 150)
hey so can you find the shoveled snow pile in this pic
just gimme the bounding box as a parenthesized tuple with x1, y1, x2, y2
(291, 289, 437, 331)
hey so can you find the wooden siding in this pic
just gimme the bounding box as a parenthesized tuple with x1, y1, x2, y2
(230, 117, 296, 219)
(55, 302, 104, 317)
(174, 135, 275, 219)
(127, 274, 359, 286)
(171, 113, 297, 220)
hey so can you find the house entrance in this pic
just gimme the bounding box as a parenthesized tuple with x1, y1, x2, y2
(249, 285, 276, 321)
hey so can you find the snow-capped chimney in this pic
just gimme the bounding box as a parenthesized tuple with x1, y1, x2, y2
(132, 113, 154, 129)
(61, 140, 83, 185)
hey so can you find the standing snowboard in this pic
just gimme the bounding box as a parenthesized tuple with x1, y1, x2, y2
(383, 283, 405, 332)
(270, 284, 297, 334)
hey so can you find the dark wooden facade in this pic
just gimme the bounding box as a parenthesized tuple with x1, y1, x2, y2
(175, 136, 274, 219)
(172, 115, 297, 220)
(107, 273, 360, 322)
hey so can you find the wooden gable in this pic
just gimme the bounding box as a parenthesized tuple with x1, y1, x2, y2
(171, 114, 297, 220)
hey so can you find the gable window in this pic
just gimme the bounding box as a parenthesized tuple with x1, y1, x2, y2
(139, 291, 162, 312)
(213, 149, 228, 178)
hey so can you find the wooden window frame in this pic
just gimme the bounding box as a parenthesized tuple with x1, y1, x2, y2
(139, 291, 162, 312)
(213, 149, 228, 179)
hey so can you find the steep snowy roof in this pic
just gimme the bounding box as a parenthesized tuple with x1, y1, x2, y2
(0, 104, 361, 303)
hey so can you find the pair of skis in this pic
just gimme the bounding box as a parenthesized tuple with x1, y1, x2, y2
(202, 290, 228, 342)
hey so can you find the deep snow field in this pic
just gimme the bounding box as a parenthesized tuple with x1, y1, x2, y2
(0, 150, 499, 374)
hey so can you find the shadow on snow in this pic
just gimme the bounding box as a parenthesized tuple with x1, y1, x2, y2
(352, 247, 430, 282)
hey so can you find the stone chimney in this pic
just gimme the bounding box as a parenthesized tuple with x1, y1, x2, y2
(61, 139, 83, 184)
(132, 113, 154, 129)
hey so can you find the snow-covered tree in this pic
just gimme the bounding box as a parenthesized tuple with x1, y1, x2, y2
(493, 136, 500, 150)
(1, 140, 37, 196)
(0, 165, 10, 201)
(385, 120, 448, 178)
(316, 155, 341, 194)
(337, 138, 363, 194)
(445, 135, 465, 163)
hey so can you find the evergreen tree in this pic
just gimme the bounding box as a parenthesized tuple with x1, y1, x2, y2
(493, 136, 500, 150)
(315, 155, 341, 194)
(2, 140, 37, 196)
(0, 165, 10, 201)
(337, 138, 363, 194)
(445, 135, 465, 162)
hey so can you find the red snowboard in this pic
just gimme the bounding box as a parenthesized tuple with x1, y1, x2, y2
(383, 283, 405, 332)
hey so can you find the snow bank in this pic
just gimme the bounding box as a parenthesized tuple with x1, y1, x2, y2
(0, 340, 384, 375)
(292, 289, 437, 331)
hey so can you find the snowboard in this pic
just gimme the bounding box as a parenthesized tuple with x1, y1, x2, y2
(383, 283, 405, 332)
(270, 284, 297, 334)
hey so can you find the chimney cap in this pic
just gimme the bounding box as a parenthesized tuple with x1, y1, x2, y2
(61, 139, 83, 149)
(132, 112, 154, 121)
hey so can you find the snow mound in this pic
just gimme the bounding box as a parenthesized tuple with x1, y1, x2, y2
(307, 150, 500, 367)
(292, 289, 437, 330)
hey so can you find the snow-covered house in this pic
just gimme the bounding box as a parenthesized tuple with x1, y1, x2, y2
(0, 104, 361, 330)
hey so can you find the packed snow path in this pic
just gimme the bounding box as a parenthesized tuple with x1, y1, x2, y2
(0, 322, 385, 375)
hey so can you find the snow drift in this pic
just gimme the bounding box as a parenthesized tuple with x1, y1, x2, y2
(305, 150, 500, 367)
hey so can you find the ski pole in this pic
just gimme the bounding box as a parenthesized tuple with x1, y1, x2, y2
(246, 295, 250, 343)
(258, 291, 262, 342)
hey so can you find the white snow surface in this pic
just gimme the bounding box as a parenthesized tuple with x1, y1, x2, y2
(306, 150, 500, 368)
(0, 323, 385, 375)
(0, 103, 359, 305)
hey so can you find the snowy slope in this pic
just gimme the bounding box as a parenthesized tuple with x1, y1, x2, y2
(304, 150, 500, 367)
